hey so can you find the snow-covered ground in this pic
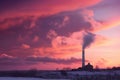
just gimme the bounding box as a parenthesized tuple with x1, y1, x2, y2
(0, 77, 70, 80)
(68, 70, 120, 76)
(0, 70, 120, 80)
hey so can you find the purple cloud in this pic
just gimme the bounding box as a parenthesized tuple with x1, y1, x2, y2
(26, 56, 88, 65)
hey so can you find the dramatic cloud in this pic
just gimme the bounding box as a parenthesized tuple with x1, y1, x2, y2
(0, 8, 114, 66)
(0, 9, 102, 50)
(0, 0, 102, 19)
(0, 0, 119, 70)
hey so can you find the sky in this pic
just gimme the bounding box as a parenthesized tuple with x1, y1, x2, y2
(0, 0, 120, 71)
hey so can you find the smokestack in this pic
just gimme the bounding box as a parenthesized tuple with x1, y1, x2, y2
(82, 47, 85, 68)
(81, 31, 95, 68)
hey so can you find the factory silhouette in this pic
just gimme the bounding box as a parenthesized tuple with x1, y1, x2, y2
(72, 32, 95, 71)
(79, 48, 93, 71)
(80, 32, 94, 71)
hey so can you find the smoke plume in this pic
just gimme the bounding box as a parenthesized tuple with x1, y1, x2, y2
(82, 31, 96, 49)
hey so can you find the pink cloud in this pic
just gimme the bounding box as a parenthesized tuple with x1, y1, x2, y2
(47, 29, 58, 39)
(0, 16, 36, 31)
(0, 0, 102, 19)
(21, 44, 30, 49)
(0, 17, 23, 30)
(0, 53, 14, 59)
(26, 56, 84, 65)
(33, 36, 39, 42)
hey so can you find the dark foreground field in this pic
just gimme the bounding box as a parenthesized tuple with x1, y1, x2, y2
(0, 70, 120, 80)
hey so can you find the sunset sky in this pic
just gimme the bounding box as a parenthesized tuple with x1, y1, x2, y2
(0, 0, 120, 71)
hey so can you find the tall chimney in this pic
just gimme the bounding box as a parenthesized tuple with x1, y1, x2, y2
(82, 48, 85, 68)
